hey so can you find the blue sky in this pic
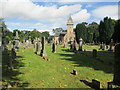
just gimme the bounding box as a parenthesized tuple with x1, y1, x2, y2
(0, 0, 119, 35)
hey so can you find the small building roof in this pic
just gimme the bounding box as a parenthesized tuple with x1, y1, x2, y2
(54, 32, 67, 37)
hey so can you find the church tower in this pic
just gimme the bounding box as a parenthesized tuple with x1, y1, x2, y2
(63, 16, 75, 47)
(67, 16, 74, 34)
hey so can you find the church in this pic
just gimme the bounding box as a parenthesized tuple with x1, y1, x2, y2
(54, 16, 75, 46)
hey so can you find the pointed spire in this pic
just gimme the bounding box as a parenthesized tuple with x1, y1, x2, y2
(67, 16, 74, 25)
(68, 16, 73, 21)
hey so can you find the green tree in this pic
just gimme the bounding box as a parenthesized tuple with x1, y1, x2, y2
(99, 17, 116, 44)
(75, 22, 87, 43)
(41, 31, 50, 39)
(53, 28, 64, 33)
(86, 22, 99, 43)
(112, 19, 120, 43)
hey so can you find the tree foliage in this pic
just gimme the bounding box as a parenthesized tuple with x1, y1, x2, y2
(99, 17, 116, 44)
(75, 22, 87, 43)
(112, 19, 120, 43)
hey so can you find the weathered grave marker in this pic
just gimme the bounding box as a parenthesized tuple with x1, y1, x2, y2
(73, 69, 77, 75)
(92, 79, 100, 89)
(113, 43, 120, 86)
(93, 49, 97, 58)
(78, 38, 83, 51)
(40, 37, 47, 57)
(109, 39, 114, 51)
(8, 54, 14, 70)
(69, 38, 73, 51)
(107, 43, 120, 89)
(13, 31, 20, 51)
(102, 44, 105, 50)
(35, 42, 39, 54)
(52, 42, 56, 53)
(73, 39, 76, 51)
(11, 48, 16, 60)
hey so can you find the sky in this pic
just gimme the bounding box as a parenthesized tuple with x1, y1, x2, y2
(0, 0, 119, 35)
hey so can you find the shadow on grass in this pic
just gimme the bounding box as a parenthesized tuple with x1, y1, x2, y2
(2, 50, 30, 88)
(59, 48, 114, 74)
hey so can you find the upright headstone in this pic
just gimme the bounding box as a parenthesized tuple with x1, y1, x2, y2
(73, 39, 77, 51)
(78, 38, 83, 51)
(11, 48, 16, 60)
(64, 41, 68, 48)
(108, 44, 120, 89)
(102, 43, 105, 50)
(109, 39, 114, 51)
(52, 42, 56, 53)
(93, 49, 97, 58)
(8, 54, 13, 70)
(13, 31, 19, 51)
(35, 42, 39, 54)
(38, 38, 41, 50)
(70, 40, 73, 51)
(2, 27, 7, 51)
(106, 45, 109, 49)
(73, 69, 77, 75)
(92, 79, 100, 89)
(113, 43, 120, 86)
(40, 37, 47, 57)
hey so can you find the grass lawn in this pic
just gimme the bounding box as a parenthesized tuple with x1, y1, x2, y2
(2, 44, 114, 88)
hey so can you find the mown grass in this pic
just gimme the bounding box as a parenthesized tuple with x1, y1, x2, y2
(2, 44, 114, 88)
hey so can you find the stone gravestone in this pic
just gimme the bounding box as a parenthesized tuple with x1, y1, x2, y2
(109, 39, 114, 51)
(69, 37, 73, 51)
(92, 79, 100, 89)
(52, 42, 56, 53)
(93, 49, 97, 58)
(108, 44, 120, 89)
(64, 41, 67, 48)
(40, 37, 47, 57)
(73, 39, 77, 51)
(38, 38, 41, 51)
(8, 54, 14, 70)
(2, 27, 8, 51)
(106, 45, 109, 49)
(11, 48, 16, 60)
(35, 42, 39, 54)
(102, 43, 105, 50)
(13, 31, 19, 51)
(34, 38, 37, 49)
(73, 69, 77, 75)
(70, 40, 73, 51)
(99, 42, 104, 50)
(113, 43, 120, 86)
(78, 38, 83, 51)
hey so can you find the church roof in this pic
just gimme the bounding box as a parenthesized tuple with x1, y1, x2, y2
(54, 32, 67, 37)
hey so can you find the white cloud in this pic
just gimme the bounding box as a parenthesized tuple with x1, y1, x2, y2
(92, 5, 118, 20)
(0, 0, 90, 23)
(1, 0, 91, 33)
(72, 9, 91, 22)
(1, 0, 82, 22)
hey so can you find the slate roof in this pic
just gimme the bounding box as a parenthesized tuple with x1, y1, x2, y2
(54, 32, 67, 37)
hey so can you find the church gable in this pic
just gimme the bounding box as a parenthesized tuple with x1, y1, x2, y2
(54, 16, 75, 45)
